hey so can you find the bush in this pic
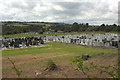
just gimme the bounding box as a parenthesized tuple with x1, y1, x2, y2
(72, 57, 120, 79)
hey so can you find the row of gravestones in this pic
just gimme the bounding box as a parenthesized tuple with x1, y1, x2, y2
(1, 33, 119, 49)
(43, 33, 119, 48)
(1, 36, 44, 49)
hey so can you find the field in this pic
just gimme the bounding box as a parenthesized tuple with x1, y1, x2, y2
(7, 24, 29, 27)
(2, 42, 118, 78)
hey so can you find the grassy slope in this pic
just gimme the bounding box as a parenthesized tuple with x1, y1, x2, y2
(7, 24, 28, 27)
(2, 42, 118, 78)
(2, 42, 118, 57)
(2, 32, 117, 38)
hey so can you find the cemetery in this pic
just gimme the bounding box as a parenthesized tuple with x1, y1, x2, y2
(1, 36, 44, 49)
(1, 33, 119, 78)
(44, 33, 119, 48)
(1, 0, 119, 78)
(1, 33, 119, 49)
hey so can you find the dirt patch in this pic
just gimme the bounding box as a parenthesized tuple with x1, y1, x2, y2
(2, 53, 118, 78)
(44, 60, 58, 71)
(2, 53, 69, 66)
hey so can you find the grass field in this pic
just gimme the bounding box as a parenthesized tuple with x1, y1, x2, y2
(42, 25, 49, 29)
(7, 24, 29, 27)
(2, 42, 118, 78)
(2, 42, 118, 56)
(2, 32, 117, 38)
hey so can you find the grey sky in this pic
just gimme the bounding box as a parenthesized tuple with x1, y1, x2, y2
(0, 0, 119, 25)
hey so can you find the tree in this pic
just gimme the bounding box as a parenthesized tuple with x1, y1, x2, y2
(86, 23, 89, 26)
(101, 24, 105, 27)
(71, 22, 79, 32)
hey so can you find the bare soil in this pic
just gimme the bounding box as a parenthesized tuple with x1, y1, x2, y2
(2, 53, 118, 78)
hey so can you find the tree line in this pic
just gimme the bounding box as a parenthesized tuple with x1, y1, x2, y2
(2, 22, 119, 35)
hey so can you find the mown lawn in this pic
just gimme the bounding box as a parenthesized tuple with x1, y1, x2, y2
(2, 42, 118, 57)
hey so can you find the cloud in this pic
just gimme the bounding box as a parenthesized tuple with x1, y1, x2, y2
(0, 0, 119, 25)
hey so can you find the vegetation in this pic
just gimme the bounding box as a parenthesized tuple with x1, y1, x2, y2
(72, 57, 120, 79)
(2, 42, 118, 56)
(8, 57, 27, 80)
(7, 24, 29, 27)
(3, 42, 118, 78)
(2, 21, 119, 78)
(2, 21, 119, 36)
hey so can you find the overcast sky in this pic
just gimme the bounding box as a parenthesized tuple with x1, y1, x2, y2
(0, 0, 119, 25)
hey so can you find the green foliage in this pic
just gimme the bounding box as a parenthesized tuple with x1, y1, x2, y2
(2, 22, 118, 35)
(72, 57, 83, 70)
(11, 66, 22, 76)
(72, 57, 91, 73)
(43, 25, 48, 29)
(90, 62, 98, 67)
(105, 65, 111, 70)
(72, 57, 120, 79)
(84, 66, 91, 72)
(99, 70, 103, 74)
(16, 69, 22, 77)
(8, 58, 27, 80)
(71, 22, 79, 32)
(2, 23, 43, 35)
(100, 66, 105, 68)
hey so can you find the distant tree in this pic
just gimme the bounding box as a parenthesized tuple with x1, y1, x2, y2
(99, 24, 106, 31)
(101, 24, 105, 27)
(113, 24, 117, 26)
(86, 23, 89, 26)
(71, 22, 79, 32)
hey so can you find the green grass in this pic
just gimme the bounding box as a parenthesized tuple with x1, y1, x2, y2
(2, 42, 118, 57)
(43, 26, 48, 29)
(2, 31, 117, 38)
(7, 24, 29, 27)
